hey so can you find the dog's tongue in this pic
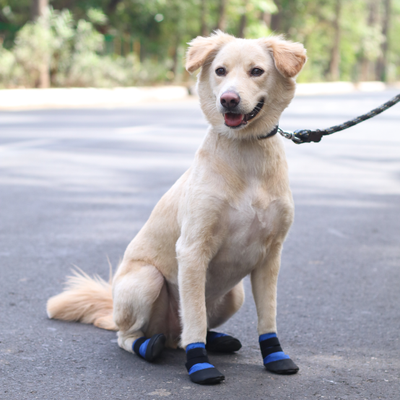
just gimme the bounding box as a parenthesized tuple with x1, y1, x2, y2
(224, 113, 244, 127)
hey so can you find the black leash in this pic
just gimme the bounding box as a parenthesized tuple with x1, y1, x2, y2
(275, 93, 400, 144)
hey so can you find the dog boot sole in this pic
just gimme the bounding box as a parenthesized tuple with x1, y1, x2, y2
(189, 368, 225, 385)
(265, 358, 299, 375)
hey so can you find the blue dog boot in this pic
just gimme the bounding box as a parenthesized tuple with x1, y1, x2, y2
(206, 331, 242, 353)
(259, 333, 299, 374)
(133, 333, 166, 362)
(185, 343, 225, 384)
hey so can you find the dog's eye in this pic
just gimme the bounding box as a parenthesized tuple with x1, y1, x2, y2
(251, 68, 264, 77)
(215, 67, 226, 77)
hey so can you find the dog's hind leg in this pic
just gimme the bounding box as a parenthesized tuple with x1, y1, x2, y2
(113, 261, 166, 360)
(205, 281, 245, 353)
(207, 281, 245, 328)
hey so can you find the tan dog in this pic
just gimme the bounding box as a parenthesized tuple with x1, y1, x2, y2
(47, 31, 306, 385)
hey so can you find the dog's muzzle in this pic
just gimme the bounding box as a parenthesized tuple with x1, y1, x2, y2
(224, 100, 264, 128)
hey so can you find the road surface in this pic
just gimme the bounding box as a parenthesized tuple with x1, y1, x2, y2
(1, 91, 399, 399)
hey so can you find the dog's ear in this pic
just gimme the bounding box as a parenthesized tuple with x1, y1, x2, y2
(261, 37, 307, 78)
(186, 30, 234, 73)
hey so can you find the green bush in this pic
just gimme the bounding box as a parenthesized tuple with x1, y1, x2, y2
(0, 8, 171, 88)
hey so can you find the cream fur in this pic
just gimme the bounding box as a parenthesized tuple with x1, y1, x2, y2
(47, 31, 306, 352)
(47, 269, 117, 331)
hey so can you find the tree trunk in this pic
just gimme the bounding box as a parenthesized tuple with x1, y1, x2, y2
(270, 0, 281, 31)
(260, 12, 272, 28)
(329, 0, 342, 81)
(360, 0, 379, 81)
(32, 0, 50, 88)
(200, 0, 208, 36)
(31, 0, 48, 19)
(107, 0, 123, 13)
(171, 37, 180, 81)
(217, 0, 227, 32)
(238, 0, 249, 38)
(376, 0, 392, 82)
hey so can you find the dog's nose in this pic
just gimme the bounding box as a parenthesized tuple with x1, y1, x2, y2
(220, 91, 240, 110)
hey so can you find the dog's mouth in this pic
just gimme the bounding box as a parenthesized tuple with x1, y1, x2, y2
(224, 100, 264, 128)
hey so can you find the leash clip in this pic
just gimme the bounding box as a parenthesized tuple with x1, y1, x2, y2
(278, 128, 303, 144)
(294, 129, 324, 144)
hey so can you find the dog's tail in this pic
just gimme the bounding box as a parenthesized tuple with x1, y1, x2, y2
(46, 269, 118, 331)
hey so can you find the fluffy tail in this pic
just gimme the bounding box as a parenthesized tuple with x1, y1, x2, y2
(46, 269, 118, 331)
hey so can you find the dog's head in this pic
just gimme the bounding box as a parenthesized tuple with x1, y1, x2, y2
(186, 31, 307, 140)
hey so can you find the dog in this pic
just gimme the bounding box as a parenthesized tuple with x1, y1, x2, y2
(47, 31, 307, 385)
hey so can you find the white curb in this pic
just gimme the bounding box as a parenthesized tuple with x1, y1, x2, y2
(0, 86, 189, 110)
(295, 81, 389, 96)
(0, 82, 397, 110)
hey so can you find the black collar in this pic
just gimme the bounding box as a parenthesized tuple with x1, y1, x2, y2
(257, 125, 279, 140)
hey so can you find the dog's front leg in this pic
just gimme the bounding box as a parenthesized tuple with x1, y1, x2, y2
(176, 237, 225, 384)
(177, 249, 208, 347)
(251, 242, 299, 375)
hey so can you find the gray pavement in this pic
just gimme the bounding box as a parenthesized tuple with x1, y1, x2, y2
(1, 91, 399, 399)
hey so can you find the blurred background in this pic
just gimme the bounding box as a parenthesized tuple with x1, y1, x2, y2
(1, 2, 400, 398)
(0, 0, 399, 89)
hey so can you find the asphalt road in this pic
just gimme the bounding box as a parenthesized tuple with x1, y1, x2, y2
(1, 90, 399, 400)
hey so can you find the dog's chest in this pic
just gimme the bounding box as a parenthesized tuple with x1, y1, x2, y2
(207, 185, 282, 295)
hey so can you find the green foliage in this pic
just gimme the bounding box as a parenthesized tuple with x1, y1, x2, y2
(389, 0, 400, 81)
(273, 0, 398, 83)
(0, 7, 172, 88)
(13, 15, 54, 86)
(0, 0, 399, 87)
(86, 8, 108, 26)
(0, 46, 21, 87)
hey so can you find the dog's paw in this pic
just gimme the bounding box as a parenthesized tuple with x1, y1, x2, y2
(206, 331, 242, 353)
(133, 333, 166, 362)
(259, 333, 299, 375)
(186, 343, 225, 384)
